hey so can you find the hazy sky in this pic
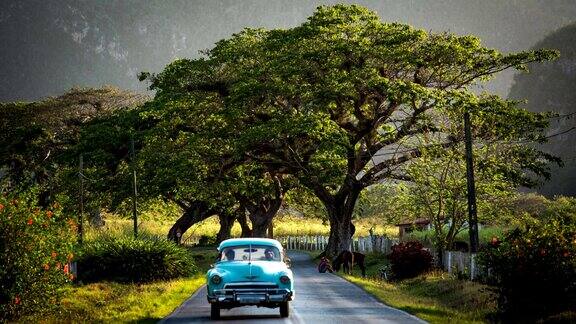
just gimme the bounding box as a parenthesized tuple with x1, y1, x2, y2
(1, 0, 575, 101)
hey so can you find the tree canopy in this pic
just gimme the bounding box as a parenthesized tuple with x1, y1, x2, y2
(142, 4, 557, 254)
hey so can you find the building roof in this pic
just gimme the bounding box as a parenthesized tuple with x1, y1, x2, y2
(395, 218, 431, 226)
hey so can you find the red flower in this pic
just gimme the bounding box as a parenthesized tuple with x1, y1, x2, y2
(46, 210, 53, 218)
(63, 264, 69, 274)
(14, 296, 20, 305)
(27, 218, 33, 225)
(56, 262, 61, 270)
(51, 251, 57, 259)
(0, 203, 4, 211)
(43, 263, 50, 271)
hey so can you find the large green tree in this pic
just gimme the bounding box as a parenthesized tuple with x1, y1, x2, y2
(149, 5, 556, 255)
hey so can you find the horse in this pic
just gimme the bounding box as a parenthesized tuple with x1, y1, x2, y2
(332, 250, 366, 277)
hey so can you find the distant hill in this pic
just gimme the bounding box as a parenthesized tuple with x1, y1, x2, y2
(509, 23, 576, 197)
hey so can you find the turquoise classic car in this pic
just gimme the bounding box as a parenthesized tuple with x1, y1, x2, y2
(206, 238, 294, 319)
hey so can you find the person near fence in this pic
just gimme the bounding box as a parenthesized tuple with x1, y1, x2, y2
(318, 256, 333, 273)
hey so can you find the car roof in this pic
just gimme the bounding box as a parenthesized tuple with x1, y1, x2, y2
(218, 238, 284, 251)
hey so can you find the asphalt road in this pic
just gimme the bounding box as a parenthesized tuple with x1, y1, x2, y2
(161, 251, 425, 323)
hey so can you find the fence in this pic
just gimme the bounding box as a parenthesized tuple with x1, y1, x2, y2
(441, 251, 483, 279)
(276, 235, 398, 254)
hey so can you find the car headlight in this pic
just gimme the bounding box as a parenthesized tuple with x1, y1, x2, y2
(211, 274, 222, 285)
(280, 275, 290, 284)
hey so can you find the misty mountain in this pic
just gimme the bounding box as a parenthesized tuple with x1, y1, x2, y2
(509, 23, 576, 197)
(1, 0, 575, 102)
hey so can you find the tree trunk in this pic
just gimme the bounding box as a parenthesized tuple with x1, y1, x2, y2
(216, 212, 235, 243)
(320, 185, 361, 257)
(267, 220, 274, 239)
(248, 200, 281, 238)
(167, 201, 213, 243)
(243, 176, 283, 238)
(250, 217, 271, 238)
(236, 209, 253, 237)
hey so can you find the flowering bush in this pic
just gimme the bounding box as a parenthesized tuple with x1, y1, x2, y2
(0, 189, 76, 321)
(478, 197, 576, 321)
(388, 241, 433, 279)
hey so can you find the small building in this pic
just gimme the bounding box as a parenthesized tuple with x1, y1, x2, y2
(395, 218, 431, 239)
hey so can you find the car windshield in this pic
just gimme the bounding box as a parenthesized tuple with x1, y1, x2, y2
(219, 245, 281, 262)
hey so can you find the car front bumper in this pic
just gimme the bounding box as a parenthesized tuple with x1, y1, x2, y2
(207, 288, 293, 307)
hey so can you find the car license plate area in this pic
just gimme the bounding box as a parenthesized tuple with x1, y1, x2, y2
(236, 294, 266, 304)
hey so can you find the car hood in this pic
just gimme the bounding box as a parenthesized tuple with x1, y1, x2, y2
(211, 261, 291, 282)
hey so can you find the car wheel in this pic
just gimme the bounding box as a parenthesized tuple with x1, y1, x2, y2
(211, 303, 220, 320)
(280, 301, 289, 318)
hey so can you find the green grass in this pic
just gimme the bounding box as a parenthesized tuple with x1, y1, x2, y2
(22, 247, 217, 323)
(48, 276, 205, 323)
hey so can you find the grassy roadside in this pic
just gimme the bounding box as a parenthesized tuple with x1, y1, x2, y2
(306, 251, 495, 323)
(343, 273, 495, 323)
(45, 276, 205, 323)
(22, 247, 216, 323)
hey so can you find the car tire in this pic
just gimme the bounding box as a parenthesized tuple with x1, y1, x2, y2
(211, 303, 220, 320)
(280, 301, 289, 318)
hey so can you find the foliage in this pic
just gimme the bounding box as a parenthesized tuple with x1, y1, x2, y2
(77, 233, 197, 283)
(0, 188, 75, 321)
(388, 241, 433, 279)
(283, 187, 327, 220)
(477, 197, 576, 322)
(353, 183, 410, 224)
(402, 140, 553, 258)
(196, 234, 217, 247)
(141, 3, 558, 254)
(0, 87, 148, 205)
(406, 226, 505, 248)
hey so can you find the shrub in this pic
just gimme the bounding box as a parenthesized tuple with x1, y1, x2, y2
(478, 197, 576, 322)
(77, 233, 197, 283)
(196, 234, 216, 247)
(0, 190, 75, 321)
(388, 241, 433, 279)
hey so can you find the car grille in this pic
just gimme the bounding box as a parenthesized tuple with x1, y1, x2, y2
(224, 282, 279, 290)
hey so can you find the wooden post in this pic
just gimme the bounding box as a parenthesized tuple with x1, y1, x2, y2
(78, 155, 84, 245)
(464, 112, 480, 255)
(130, 138, 138, 239)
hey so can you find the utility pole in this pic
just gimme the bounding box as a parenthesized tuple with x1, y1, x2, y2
(464, 112, 480, 278)
(131, 138, 138, 238)
(78, 154, 84, 245)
